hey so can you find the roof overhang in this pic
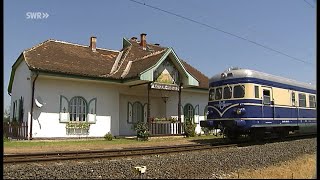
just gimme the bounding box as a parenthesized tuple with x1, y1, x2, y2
(8, 52, 25, 95)
(139, 48, 199, 87)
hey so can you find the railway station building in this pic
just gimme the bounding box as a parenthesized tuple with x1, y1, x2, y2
(7, 33, 209, 139)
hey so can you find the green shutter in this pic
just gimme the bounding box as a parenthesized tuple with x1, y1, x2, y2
(87, 98, 97, 123)
(194, 104, 199, 124)
(127, 102, 133, 123)
(59, 95, 69, 123)
(143, 103, 148, 123)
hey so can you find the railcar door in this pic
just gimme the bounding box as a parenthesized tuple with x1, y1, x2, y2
(291, 91, 299, 125)
(262, 87, 274, 121)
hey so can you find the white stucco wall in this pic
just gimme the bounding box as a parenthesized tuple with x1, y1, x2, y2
(31, 76, 120, 138)
(12, 70, 209, 138)
(117, 85, 208, 136)
(166, 89, 208, 134)
(119, 93, 166, 136)
(10, 60, 32, 125)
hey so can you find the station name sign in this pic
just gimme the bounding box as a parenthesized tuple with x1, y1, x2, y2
(150, 83, 179, 91)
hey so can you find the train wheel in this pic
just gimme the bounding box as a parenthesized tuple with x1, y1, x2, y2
(278, 128, 289, 139)
(249, 128, 265, 142)
(225, 129, 239, 140)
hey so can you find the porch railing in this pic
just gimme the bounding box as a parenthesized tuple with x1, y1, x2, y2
(149, 122, 184, 136)
(3, 121, 28, 140)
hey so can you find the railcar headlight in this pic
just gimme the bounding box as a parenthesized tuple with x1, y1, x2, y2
(235, 108, 246, 115)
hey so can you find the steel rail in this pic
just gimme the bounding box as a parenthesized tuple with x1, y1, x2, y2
(3, 142, 237, 164)
(4, 134, 315, 164)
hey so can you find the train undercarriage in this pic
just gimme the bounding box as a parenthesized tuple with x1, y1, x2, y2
(201, 120, 302, 141)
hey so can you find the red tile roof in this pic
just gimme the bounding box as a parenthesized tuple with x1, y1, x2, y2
(21, 38, 208, 89)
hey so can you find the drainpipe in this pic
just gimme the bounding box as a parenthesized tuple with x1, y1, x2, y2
(178, 83, 183, 134)
(29, 72, 39, 140)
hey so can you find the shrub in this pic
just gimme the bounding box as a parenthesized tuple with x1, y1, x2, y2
(184, 118, 196, 137)
(3, 134, 9, 142)
(169, 117, 177, 123)
(132, 122, 150, 141)
(104, 132, 113, 141)
(201, 127, 214, 136)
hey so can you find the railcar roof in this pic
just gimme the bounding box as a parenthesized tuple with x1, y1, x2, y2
(209, 68, 316, 90)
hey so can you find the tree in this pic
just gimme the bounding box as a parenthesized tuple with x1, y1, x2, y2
(3, 106, 10, 122)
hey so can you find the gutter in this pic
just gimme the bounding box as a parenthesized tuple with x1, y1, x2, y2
(29, 72, 39, 140)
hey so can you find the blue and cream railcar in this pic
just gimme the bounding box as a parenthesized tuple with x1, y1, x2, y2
(200, 68, 316, 139)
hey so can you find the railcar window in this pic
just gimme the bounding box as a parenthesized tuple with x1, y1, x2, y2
(263, 89, 271, 104)
(223, 86, 232, 99)
(309, 95, 316, 108)
(298, 93, 306, 107)
(254, 86, 259, 98)
(209, 88, 215, 101)
(233, 85, 245, 98)
(204, 105, 208, 120)
(215, 87, 222, 100)
(291, 92, 296, 106)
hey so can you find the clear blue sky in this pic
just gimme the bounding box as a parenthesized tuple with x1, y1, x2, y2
(4, 0, 316, 110)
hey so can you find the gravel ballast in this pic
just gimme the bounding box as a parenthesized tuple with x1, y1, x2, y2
(3, 138, 316, 179)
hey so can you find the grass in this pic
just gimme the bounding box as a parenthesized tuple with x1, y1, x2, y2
(228, 153, 316, 179)
(3, 134, 222, 148)
(4, 138, 136, 148)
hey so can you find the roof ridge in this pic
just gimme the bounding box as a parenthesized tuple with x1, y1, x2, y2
(24, 39, 53, 53)
(51, 39, 120, 52)
(181, 59, 208, 78)
(128, 39, 166, 48)
(107, 46, 132, 77)
(132, 48, 167, 62)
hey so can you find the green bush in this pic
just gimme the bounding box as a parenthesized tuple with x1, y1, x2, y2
(184, 118, 196, 137)
(201, 127, 214, 136)
(3, 135, 9, 142)
(132, 122, 150, 141)
(104, 132, 113, 141)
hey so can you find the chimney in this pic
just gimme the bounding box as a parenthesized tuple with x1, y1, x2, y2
(140, 33, 147, 50)
(90, 36, 97, 52)
(131, 37, 138, 41)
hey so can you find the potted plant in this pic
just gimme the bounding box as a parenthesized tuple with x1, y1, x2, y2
(66, 121, 90, 135)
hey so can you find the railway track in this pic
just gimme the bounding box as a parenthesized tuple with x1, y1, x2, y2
(4, 133, 315, 164)
(4, 142, 236, 164)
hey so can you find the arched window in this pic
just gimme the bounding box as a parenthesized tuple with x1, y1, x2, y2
(184, 103, 194, 122)
(132, 102, 143, 123)
(69, 96, 87, 122)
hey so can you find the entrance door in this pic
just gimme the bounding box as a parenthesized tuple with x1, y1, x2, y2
(262, 87, 274, 120)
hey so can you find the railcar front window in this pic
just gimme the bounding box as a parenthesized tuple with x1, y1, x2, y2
(209, 88, 215, 101)
(215, 87, 222, 100)
(298, 93, 306, 107)
(263, 89, 271, 105)
(223, 86, 232, 99)
(254, 86, 259, 98)
(234, 85, 245, 98)
(291, 92, 296, 106)
(309, 95, 316, 108)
